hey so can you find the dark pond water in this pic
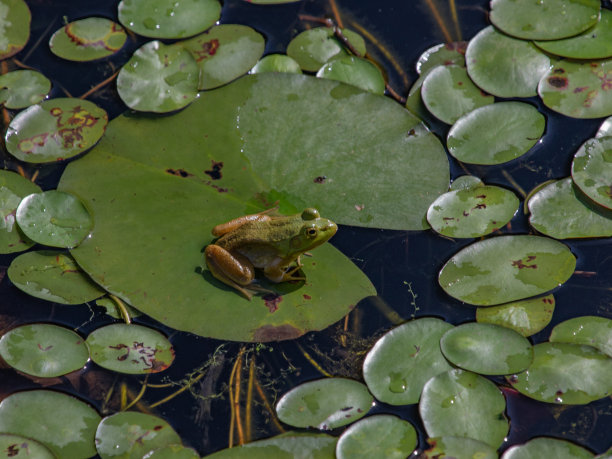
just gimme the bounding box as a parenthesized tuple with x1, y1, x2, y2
(1, 0, 611, 456)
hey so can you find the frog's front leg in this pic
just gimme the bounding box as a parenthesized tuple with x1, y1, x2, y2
(205, 245, 256, 299)
(264, 258, 306, 283)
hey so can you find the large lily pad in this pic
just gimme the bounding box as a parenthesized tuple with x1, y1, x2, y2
(276, 377, 372, 430)
(527, 178, 612, 238)
(49, 17, 127, 61)
(571, 136, 612, 210)
(117, 0, 221, 39)
(0, 70, 50, 109)
(0, 390, 101, 458)
(179, 24, 265, 90)
(0, 0, 30, 59)
(0, 169, 40, 254)
(0, 323, 89, 377)
(4, 98, 108, 163)
(538, 59, 612, 119)
(476, 294, 555, 337)
(419, 369, 509, 449)
(438, 235, 576, 306)
(508, 342, 612, 404)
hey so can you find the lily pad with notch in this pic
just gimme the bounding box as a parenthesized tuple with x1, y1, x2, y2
(421, 65, 494, 125)
(7, 250, 105, 304)
(275, 377, 372, 430)
(179, 24, 265, 90)
(447, 101, 545, 165)
(0, 390, 101, 459)
(0, 70, 50, 109)
(117, 40, 199, 113)
(0, 169, 40, 254)
(550, 316, 612, 357)
(95, 411, 182, 459)
(317, 56, 385, 94)
(16, 190, 93, 248)
(117, 0, 221, 39)
(362, 317, 454, 405)
(49, 17, 127, 61)
(0, 433, 55, 459)
(419, 369, 509, 449)
(571, 136, 612, 210)
(286, 27, 366, 72)
(0, 323, 89, 378)
(335, 415, 417, 459)
(0, 0, 31, 59)
(4, 98, 108, 163)
(427, 184, 519, 238)
(527, 178, 612, 238)
(438, 235, 576, 306)
(86, 323, 174, 374)
(476, 294, 555, 337)
(508, 342, 612, 404)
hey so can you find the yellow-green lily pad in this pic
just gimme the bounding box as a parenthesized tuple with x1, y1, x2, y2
(179, 24, 265, 90)
(15, 190, 93, 248)
(49, 17, 127, 62)
(118, 0, 220, 39)
(0, 390, 100, 458)
(550, 316, 612, 357)
(4, 98, 108, 163)
(0, 169, 40, 254)
(0, 0, 30, 59)
(7, 250, 105, 304)
(0, 70, 50, 109)
(571, 136, 612, 210)
(476, 294, 555, 337)
(438, 235, 576, 306)
(0, 323, 88, 378)
(86, 323, 174, 374)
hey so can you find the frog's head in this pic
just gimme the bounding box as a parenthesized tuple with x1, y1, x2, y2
(289, 208, 337, 254)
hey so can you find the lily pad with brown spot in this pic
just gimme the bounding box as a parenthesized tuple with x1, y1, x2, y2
(571, 136, 612, 210)
(0, 434, 55, 459)
(49, 17, 127, 61)
(86, 323, 174, 374)
(0, 169, 40, 254)
(4, 98, 108, 163)
(0, 0, 31, 59)
(538, 59, 612, 119)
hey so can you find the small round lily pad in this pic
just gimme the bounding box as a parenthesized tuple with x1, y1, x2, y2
(439, 322, 533, 375)
(317, 56, 385, 94)
(538, 59, 612, 119)
(508, 342, 612, 404)
(571, 136, 612, 210)
(0, 70, 50, 109)
(534, 9, 612, 60)
(362, 317, 454, 405)
(419, 369, 508, 449)
(0, 0, 31, 59)
(502, 437, 595, 459)
(550, 316, 612, 357)
(16, 190, 93, 248)
(179, 24, 265, 90)
(427, 184, 519, 238)
(95, 411, 181, 459)
(476, 294, 555, 337)
(0, 390, 101, 458)
(421, 65, 494, 125)
(0, 323, 89, 378)
(336, 415, 417, 459)
(0, 433, 55, 459)
(466, 26, 550, 98)
(251, 54, 302, 74)
(447, 101, 545, 165)
(275, 377, 372, 430)
(5, 98, 108, 163)
(0, 169, 40, 254)
(49, 17, 127, 61)
(8, 250, 105, 304)
(86, 323, 174, 374)
(286, 27, 366, 72)
(117, 40, 199, 113)
(118, 0, 221, 39)
(438, 235, 576, 306)
(528, 178, 612, 238)
(416, 42, 467, 75)
(489, 0, 600, 40)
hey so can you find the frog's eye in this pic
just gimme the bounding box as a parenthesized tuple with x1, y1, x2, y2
(305, 225, 318, 238)
(302, 208, 320, 220)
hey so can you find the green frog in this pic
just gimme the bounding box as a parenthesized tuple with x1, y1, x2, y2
(205, 208, 337, 299)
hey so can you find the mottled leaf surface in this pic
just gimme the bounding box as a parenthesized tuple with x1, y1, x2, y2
(571, 136, 612, 210)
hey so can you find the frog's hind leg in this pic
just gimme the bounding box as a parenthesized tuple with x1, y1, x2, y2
(205, 245, 256, 300)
